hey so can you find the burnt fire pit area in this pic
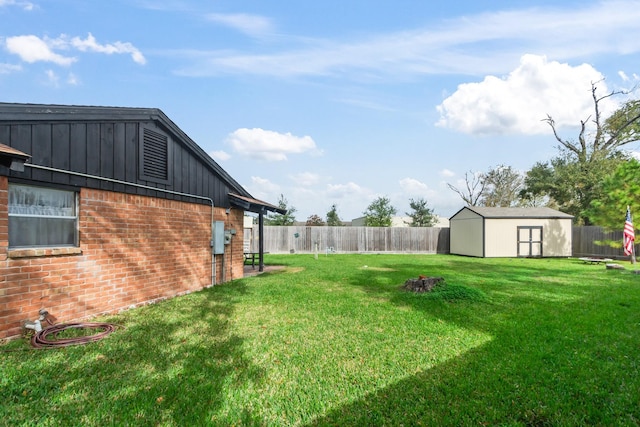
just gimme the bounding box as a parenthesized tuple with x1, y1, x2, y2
(403, 275, 445, 293)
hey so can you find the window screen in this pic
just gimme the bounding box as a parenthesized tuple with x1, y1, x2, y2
(8, 184, 78, 247)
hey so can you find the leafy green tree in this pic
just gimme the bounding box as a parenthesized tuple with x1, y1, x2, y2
(521, 82, 639, 224)
(519, 162, 557, 208)
(586, 158, 640, 232)
(326, 204, 343, 226)
(520, 149, 627, 224)
(265, 194, 297, 225)
(602, 99, 640, 150)
(305, 214, 325, 226)
(363, 196, 397, 227)
(405, 197, 436, 227)
(481, 165, 524, 207)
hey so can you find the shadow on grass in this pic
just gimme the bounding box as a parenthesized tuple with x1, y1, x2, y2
(5, 255, 639, 425)
(350, 257, 607, 312)
(0, 281, 265, 426)
(304, 256, 640, 425)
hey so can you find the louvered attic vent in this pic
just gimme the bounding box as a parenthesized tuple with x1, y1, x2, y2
(139, 127, 171, 184)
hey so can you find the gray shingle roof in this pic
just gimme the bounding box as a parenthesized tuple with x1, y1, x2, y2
(451, 206, 573, 220)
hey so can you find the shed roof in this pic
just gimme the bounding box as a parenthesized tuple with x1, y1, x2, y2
(450, 206, 573, 220)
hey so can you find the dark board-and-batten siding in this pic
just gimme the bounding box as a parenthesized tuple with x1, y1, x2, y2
(0, 120, 232, 207)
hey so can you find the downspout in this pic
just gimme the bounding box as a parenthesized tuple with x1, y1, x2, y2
(258, 208, 265, 272)
(222, 248, 226, 283)
(24, 163, 217, 286)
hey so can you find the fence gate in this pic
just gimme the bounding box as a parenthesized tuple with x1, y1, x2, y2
(518, 226, 542, 257)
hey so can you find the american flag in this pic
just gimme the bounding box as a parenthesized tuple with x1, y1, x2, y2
(624, 207, 635, 256)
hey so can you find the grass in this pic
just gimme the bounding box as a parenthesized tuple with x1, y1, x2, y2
(2, 254, 640, 426)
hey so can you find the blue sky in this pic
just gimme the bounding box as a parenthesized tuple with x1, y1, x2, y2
(2, 0, 640, 222)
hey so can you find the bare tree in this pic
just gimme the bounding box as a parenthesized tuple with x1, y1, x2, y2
(532, 80, 640, 224)
(543, 80, 640, 163)
(447, 171, 486, 206)
(481, 165, 524, 207)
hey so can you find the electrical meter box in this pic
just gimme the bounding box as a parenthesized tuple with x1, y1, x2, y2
(224, 228, 237, 245)
(213, 221, 225, 254)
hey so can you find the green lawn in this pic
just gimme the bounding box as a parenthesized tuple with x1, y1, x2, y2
(2, 254, 640, 426)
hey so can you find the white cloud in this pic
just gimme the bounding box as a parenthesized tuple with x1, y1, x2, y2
(0, 63, 22, 74)
(440, 169, 455, 178)
(289, 172, 320, 186)
(69, 33, 146, 65)
(250, 176, 279, 192)
(435, 54, 613, 135)
(6, 35, 76, 65)
(4, 33, 146, 66)
(205, 13, 273, 37)
(323, 182, 375, 220)
(66, 72, 79, 85)
(244, 176, 281, 205)
(335, 97, 395, 112)
(44, 69, 59, 87)
(399, 177, 430, 195)
(176, 1, 640, 79)
(326, 182, 368, 198)
(226, 128, 321, 161)
(210, 150, 231, 162)
(0, 0, 34, 10)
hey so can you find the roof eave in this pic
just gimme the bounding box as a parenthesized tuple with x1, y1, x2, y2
(228, 193, 287, 215)
(0, 143, 31, 172)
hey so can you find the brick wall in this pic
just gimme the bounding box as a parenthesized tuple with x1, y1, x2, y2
(0, 177, 246, 339)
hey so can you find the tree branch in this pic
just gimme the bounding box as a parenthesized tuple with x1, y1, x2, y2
(542, 114, 581, 156)
(447, 171, 486, 206)
(602, 110, 640, 150)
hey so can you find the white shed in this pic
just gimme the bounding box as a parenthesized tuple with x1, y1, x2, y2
(449, 206, 573, 258)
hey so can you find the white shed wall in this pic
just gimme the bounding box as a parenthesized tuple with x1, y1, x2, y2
(450, 209, 484, 257)
(542, 218, 573, 257)
(484, 218, 572, 257)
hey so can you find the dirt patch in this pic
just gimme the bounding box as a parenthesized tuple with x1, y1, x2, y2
(243, 265, 306, 277)
(403, 276, 445, 292)
(359, 266, 396, 272)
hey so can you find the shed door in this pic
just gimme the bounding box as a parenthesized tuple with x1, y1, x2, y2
(517, 226, 542, 257)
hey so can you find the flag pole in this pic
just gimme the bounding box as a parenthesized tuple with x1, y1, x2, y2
(633, 230, 637, 268)
(629, 205, 637, 267)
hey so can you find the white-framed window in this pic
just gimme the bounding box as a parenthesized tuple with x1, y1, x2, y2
(8, 183, 78, 248)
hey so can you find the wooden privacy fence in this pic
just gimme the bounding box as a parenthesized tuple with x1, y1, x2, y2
(247, 225, 632, 258)
(572, 226, 631, 260)
(249, 226, 449, 254)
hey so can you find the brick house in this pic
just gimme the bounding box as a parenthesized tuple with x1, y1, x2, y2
(0, 103, 283, 339)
